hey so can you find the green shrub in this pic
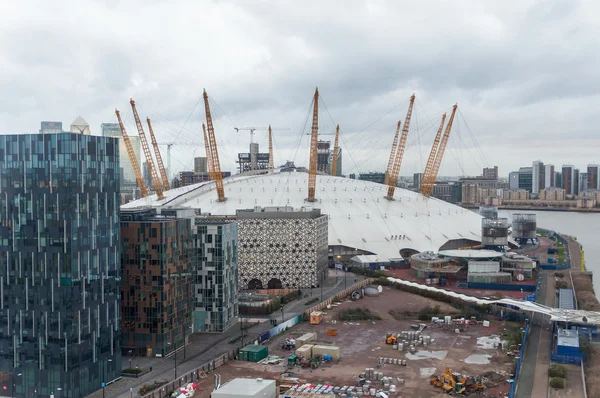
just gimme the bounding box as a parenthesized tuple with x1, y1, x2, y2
(549, 377, 565, 389)
(280, 290, 302, 304)
(556, 281, 568, 289)
(139, 381, 167, 395)
(338, 307, 381, 321)
(548, 364, 567, 378)
(580, 336, 591, 358)
(305, 297, 319, 306)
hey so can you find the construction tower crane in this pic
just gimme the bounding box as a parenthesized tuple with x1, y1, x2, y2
(419, 113, 447, 196)
(384, 121, 402, 185)
(156, 142, 203, 181)
(202, 123, 214, 180)
(386, 94, 415, 200)
(130, 98, 164, 200)
(307, 87, 319, 202)
(234, 127, 290, 143)
(203, 89, 226, 202)
(422, 104, 458, 197)
(146, 117, 170, 191)
(115, 109, 148, 197)
(268, 125, 274, 170)
(331, 124, 340, 176)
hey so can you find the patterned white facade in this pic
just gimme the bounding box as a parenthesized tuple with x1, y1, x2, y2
(237, 208, 329, 289)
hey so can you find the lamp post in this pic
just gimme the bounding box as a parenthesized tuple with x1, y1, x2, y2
(281, 306, 284, 322)
(13, 373, 22, 398)
(128, 350, 132, 369)
(167, 341, 177, 380)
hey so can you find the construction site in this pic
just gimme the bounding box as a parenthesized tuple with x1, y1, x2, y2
(195, 287, 522, 398)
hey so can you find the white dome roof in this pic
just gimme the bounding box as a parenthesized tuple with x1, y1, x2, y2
(123, 169, 483, 259)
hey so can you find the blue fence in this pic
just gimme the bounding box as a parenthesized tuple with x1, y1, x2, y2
(510, 323, 531, 398)
(466, 282, 536, 292)
(258, 314, 303, 343)
(539, 263, 570, 270)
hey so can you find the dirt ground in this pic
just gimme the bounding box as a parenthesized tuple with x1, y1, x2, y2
(198, 288, 518, 398)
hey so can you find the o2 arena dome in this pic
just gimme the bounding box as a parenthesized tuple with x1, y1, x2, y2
(123, 168, 483, 260)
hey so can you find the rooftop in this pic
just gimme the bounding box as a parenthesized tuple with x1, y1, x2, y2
(214, 378, 276, 397)
(438, 249, 504, 259)
(123, 169, 484, 260)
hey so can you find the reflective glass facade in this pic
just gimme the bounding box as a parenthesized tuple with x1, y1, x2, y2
(0, 133, 121, 398)
(120, 208, 194, 357)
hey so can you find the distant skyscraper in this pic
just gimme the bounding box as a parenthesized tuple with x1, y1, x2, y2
(39, 121, 63, 134)
(509, 171, 519, 190)
(587, 164, 600, 190)
(532, 161, 544, 195)
(574, 168, 580, 196)
(562, 165, 575, 195)
(580, 172, 588, 194)
(194, 156, 208, 173)
(413, 173, 423, 190)
(143, 161, 153, 189)
(70, 116, 91, 135)
(482, 166, 498, 180)
(330, 147, 342, 176)
(103, 123, 142, 186)
(0, 133, 121, 397)
(544, 164, 555, 188)
(518, 167, 533, 193)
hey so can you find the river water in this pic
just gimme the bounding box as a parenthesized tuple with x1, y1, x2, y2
(498, 209, 600, 295)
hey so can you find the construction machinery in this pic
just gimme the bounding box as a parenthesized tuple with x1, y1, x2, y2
(202, 123, 214, 181)
(307, 87, 319, 202)
(419, 113, 446, 196)
(157, 141, 203, 181)
(385, 94, 415, 200)
(202, 89, 226, 202)
(146, 117, 170, 190)
(383, 121, 401, 185)
(130, 98, 164, 200)
(268, 125, 274, 169)
(420, 104, 458, 197)
(385, 333, 397, 345)
(115, 109, 148, 197)
(430, 368, 484, 395)
(331, 124, 340, 176)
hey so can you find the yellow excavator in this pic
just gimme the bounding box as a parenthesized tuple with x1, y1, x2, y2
(430, 368, 466, 394)
(385, 333, 397, 345)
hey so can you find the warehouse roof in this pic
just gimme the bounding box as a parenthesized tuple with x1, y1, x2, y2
(123, 169, 484, 260)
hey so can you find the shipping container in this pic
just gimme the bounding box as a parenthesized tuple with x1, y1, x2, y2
(311, 345, 341, 360)
(296, 332, 317, 346)
(295, 344, 313, 358)
(467, 272, 512, 284)
(468, 261, 500, 273)
(310, 312, 324, 325)
(239, 344, 269, 362)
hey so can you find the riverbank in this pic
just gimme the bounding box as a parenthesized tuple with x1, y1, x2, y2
(463, 205, 600, 213)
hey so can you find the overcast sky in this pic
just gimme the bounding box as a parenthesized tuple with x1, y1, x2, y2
(1, 0, 599, 178)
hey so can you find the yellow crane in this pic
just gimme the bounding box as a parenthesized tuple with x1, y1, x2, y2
(386, 94, 415, 200)
(268, 125, 274, 169)
(307, 87, 319, 202)
(202, 123, 214, 181)
(130, 98, 164, 200)
(203, 89, 226, 201)
(384, 121, 401, 185)
(421, 104, 458, 197)
(146, 117, 171, 191)
(419, 113, 447, 196)
(331, 124, 340, 176)
(115, 109, 148, 197)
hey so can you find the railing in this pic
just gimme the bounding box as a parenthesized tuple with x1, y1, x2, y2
(510, 323, 531, 398)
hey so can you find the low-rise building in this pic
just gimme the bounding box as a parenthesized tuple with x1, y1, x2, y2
(237, 206, 329, 289)
(503, 189, 529, 200)
(540, 187, 566, 201)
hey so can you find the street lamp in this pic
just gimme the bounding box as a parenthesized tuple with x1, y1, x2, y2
(167, 342, 177, 379)
(184, 325, 193, 360)
(128, 350, 132, 369)
(13, 373, 22, 398)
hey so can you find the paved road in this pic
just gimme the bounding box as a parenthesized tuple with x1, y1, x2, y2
(517, 233, 585, 398)
(86, 271, 367, 398)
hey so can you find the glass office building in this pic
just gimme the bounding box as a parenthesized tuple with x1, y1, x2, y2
(0, 133, 121, 397)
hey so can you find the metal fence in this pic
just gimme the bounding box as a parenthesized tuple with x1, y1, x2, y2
(510, 323, 530, 398)
(140, 348, 239, 398)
